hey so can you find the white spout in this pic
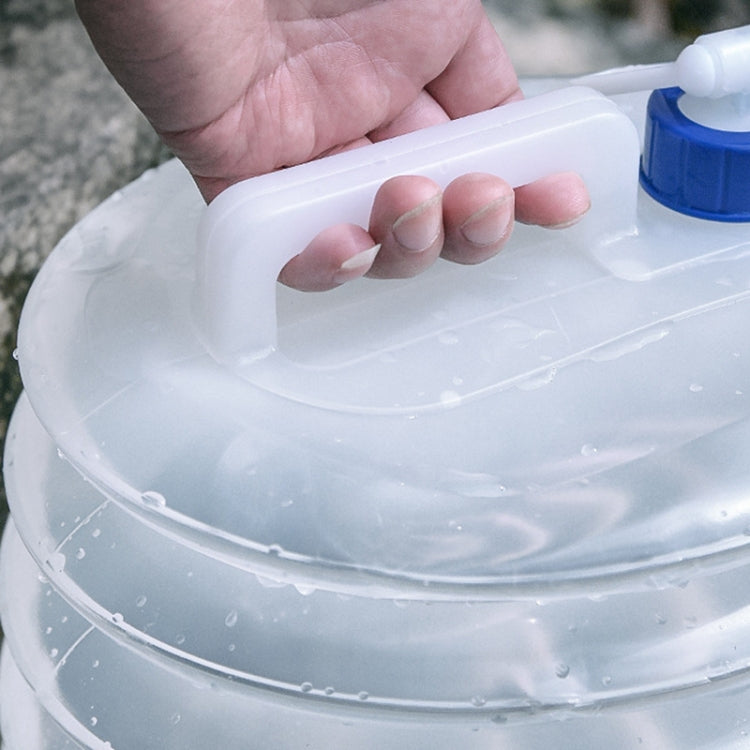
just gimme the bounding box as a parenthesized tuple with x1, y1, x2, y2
(572, 24, 750, 98)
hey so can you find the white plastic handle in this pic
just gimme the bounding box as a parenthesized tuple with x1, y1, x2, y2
(196, 86, 640, 366)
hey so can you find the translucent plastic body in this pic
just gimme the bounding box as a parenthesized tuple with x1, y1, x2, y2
(2, 82, 750, 749)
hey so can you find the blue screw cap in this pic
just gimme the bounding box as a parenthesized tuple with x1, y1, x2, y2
(640, 87, 750, 222)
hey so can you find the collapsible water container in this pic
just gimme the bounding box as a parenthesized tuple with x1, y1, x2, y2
(2, 28, 750, 749)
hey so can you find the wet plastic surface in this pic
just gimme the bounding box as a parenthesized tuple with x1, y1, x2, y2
(2, 82, 750, 748)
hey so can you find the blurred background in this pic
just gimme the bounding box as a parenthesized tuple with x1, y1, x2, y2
(1, 0, 749, 530)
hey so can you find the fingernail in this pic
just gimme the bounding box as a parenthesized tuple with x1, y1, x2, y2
(392, 194, 441, 253)
(543, 205, 591, 230)
(333, 244, 380, 284)
(459, 196, 513, 247)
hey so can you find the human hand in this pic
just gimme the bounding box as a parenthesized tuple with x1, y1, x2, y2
(76, 0, 590, 291)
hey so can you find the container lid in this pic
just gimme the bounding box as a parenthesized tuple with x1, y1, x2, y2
(640, 87, 750, 221)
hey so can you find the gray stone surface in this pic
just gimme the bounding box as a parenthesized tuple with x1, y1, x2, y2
(0, 2, 168, 526)
(487, 0, 684, 73)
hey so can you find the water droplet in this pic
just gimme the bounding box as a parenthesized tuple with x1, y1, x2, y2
(601, 675, 612, 686)
(518, 366, 557, 391)
(654, 613, 668, 625)
(256, 574, 286, 590)
(11, 348, 19, 361)
(90, 717, 98, 727)
(45, 626, 53, 635)
(141, 490, 167, 509)
(111, 612, 124, 626)
(580, 444, 598, 457)
(227, 643, 236, 652)
(555, 663, 570, 679)
(471, 696, 487, 708)
(357, 691, 369, 701)
(300, 682, 313, 693)
(491, 714, 508, 725)
(75, 548, 86, 560)
(46, 552, 66, 574)
(438, 331, 459, 346)
(294, 583, 316, 596)
(49, 648, 59, 658)
(689, 383, 704, 393)
(224, 610, 239, 628)
(324, 687, 335, 696)
(135, 595, 147, 608)
(91, 528, 101, 538)
(92, 660, 100, 669)
(170, 713, 181, 725)
(439, 390, 462, 408)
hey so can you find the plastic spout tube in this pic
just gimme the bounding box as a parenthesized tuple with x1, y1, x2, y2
(572, 24, 750, 98)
